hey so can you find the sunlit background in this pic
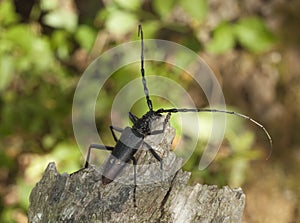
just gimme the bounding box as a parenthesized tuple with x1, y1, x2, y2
(0, 0, 299, 222)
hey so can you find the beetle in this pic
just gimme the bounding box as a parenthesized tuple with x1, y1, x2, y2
(83, 25, 272, 207)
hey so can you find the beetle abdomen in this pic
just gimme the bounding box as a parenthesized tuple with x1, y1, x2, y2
(101, 127, 143, 184)
(102, 154, 127, 185)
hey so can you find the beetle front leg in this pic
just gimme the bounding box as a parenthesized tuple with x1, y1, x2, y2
(109, 125, 123, 142)
(85, 144, 114, 168)
(150, 112, 171, 135)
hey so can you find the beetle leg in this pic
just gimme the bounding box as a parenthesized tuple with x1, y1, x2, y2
(129, 112, 139, 124)
(109, 125, 123, 142)
(150, 112, 171, 135)
(144, 142, 164, 183)
(130, 156, 137, 208)
(144, 142, 163, 169)
(85, 144, 114, 168)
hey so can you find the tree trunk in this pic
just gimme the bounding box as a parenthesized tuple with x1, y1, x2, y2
(28, 117, 245, 223)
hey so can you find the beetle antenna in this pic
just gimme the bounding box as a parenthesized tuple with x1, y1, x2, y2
(138, 24, 153, 111)
(156, 107, 273, 159)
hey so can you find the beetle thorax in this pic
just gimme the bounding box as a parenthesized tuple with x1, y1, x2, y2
(132, 111, 161, 136)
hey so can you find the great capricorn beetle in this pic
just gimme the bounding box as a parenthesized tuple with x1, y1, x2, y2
(83, 25, 273, 207)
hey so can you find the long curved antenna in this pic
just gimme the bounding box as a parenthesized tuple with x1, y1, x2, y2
(156, 108, 273, 159)
(138, 24, 153, 111)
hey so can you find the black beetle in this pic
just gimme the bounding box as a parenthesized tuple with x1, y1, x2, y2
(83, 25, 272, 207)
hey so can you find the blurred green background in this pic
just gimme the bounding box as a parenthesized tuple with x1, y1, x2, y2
(0, 0, 299, 222)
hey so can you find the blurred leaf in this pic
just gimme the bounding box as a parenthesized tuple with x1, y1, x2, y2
(51, 30, 72, 59)
(106, 10, 137, 36)
(0, 208, 15, 223)
(42, 134, 56, 149)
(0, 37, 13, 54)
(43, 9, 78, 32)
(0, 0, 19, 25)
(95, 8, 109, 24)
(17, 179, 32, 210)
(227, 131, 256, 187)
(183, 35, 202, 52)
(229, 158, 248, 187)
(5, 24, 35, 52)
(0, 56, 13, 91)
(25, 142, 81, 182)
(152, 0, 176, 17)
(40, 0, 59, 11)
(31, 37, 56, 71)
(234, 17, 276, 53)
(194, 113, 214, 141)
(4, 24, 58, 73)
(206, 22, 235, 54)
(230, 131, 255, 152)
(179, 0, 208, 21)
(115, 0, 141, 10)
(51, 142, 82, 172)
(75, 25, 97, 51)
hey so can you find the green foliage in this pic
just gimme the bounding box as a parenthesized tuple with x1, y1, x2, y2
(115, 0, 141, 11)
(179, 0, 208, 21)
(41, 0, 78, 31)
(0, 1, 81, 219)
(153, 0, 176, 17)
(0, 0, 19, 25)
(75, 25, 97, 51)
(105, 10, 138, 36)
(152, 0, 208, 22)
(207, 17, 276, 54)
(51, 30, 73, 59)
(206, 22, 235, 54)
(40, 0, 59, 11)
(182, 111, 263, 187)
(234, 17, 277, 53)
(26, 142, 82, 177)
